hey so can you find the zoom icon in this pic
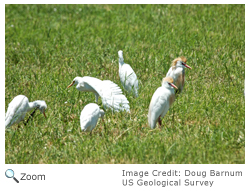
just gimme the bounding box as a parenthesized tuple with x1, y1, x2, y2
(5, 169, 19, 183)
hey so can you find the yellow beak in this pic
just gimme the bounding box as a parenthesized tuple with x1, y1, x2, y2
(169, 83, 178, 89)
(67, 81, 74, 88)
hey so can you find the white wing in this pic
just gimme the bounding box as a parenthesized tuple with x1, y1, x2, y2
(80, 103, 100, 132)
(148, 87, 169, 129)
(119, 64, 139, 97)
(83, 77, 130, 112)
(101, 80, 130, 112)
(5, 95, 29, 128)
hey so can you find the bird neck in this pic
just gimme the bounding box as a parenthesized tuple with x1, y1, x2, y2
(175, 65, 184, 70)
(162, 83, 173, 91)
(119, 57, 124, 68)
(27, 101, 39, 112)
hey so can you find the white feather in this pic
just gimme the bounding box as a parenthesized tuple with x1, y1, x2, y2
(5, 95, 47, 129)
(148, 79, 176, 129)
(118, 50, 139, 97)
(80, 103, 104, 132)
(68, 76, 130, 112)
(166, 59, 191, 93)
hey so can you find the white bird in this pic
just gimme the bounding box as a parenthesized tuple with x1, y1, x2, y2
(118, 50, 139, 97)
(148, 77, 178, 129)
(5, 95, 47, 129)
(80, 103, 105, 134)
(67, 76, 130, 112)
(166, 56, 191, 93)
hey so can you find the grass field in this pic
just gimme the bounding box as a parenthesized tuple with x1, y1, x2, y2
(5, 4, 245, 164)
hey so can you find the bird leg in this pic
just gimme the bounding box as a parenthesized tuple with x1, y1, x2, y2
(175, 89, 180, 98)
(172, 106, 174, 128)
(26, 106, 39, 124)
(95, 93, 99, 103)
(158, 116, 162, 128)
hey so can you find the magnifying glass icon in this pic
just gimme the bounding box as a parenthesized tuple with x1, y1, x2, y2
(5, 169, 19, 183)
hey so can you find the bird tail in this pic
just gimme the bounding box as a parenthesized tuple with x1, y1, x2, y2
(148, 109, 157, 129)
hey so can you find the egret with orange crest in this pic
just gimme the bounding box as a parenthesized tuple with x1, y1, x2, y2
(166, 56, 191, 93)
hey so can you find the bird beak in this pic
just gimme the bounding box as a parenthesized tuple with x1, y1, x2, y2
(183, 63, 192, 69)
(43, 112, 46, 118)
(67, 81, 74, 88)
(169, 83, 178, 89)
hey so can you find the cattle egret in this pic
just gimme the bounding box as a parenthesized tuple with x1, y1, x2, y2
(148, 77, 178, 129)
(67, 76, 130, 112)
(80, 103, 105, 134)
(118, 50, 139, 97)
(5, 95, 47, 129)
(166, 56, 191, 93)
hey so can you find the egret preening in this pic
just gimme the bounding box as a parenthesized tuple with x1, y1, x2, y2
(5, 95, 47, 129)
(80, 103, 105, 134)
(67, 76, 130, 112)
(166, 56, 191, 93)
(148, 77, 178, 129)
(118, 50, 139, 97)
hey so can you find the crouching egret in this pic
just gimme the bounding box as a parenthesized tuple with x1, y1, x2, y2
(118, 50, 139, 97)
(67, 76, 130, 112)
(166, 56, 191, 93)
(148, 77, 177, 129)
(80, 103, 105, 134)
(5, 95, 47, 129)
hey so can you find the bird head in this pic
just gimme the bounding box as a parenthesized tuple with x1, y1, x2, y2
(162, 77, 178, 89)
(67, 77, 82, 88)
(118, 50, 124, 62)
(172, 56, 192, 69)
(37, 101, 47, 118)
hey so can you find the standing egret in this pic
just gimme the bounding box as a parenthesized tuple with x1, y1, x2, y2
(148, 77, 178, 129)
(67, 76, 130, 112)
(5, 95, 47, 129)
(80, 103, 105, 134)
(118, 50, 139, 97)
(166, 56, 191, 93)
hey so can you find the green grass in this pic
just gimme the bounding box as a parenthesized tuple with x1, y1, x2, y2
(5, 4, 245, 164)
